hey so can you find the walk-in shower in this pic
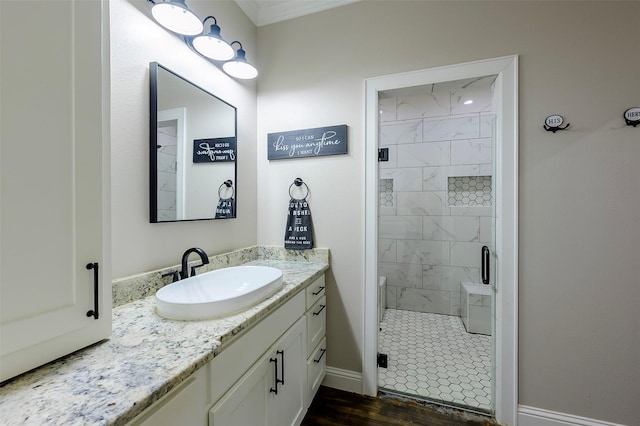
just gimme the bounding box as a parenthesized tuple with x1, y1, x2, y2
(376, 75, 497, 412)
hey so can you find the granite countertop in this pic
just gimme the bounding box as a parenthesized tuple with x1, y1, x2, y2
(0, 258, 328, 426)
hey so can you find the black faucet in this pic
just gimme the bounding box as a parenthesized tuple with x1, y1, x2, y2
(161, 270, 179, 283)
(180, 247, 209, 279)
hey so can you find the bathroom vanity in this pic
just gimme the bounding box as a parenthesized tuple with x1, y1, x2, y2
(130, 274, 327, 426)
(0, 247, 329, 426)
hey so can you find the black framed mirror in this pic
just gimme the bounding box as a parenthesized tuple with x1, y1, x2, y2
(150, 62, 237, 222)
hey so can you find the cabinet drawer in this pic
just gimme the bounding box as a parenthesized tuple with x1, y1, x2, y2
(306, 296, 326, 357)
(305, 275, 325, 309)
(307, 338, 326, 405)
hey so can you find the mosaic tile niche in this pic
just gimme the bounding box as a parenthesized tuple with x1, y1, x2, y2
(380, 179, 395, 208)
(448, 176, 492, 207)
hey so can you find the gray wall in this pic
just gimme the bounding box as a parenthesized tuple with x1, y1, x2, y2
(255, 1, 640, 423)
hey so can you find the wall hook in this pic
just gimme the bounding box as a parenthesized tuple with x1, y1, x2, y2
(624, 107, 640, 127)
(543, 115, 570, 133)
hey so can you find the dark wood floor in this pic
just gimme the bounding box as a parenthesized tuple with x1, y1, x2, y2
(302, 386, 499, 426)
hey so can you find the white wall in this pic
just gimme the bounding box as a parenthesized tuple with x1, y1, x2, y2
(110, 0, 257, 278)
(255, 1, 640, 424)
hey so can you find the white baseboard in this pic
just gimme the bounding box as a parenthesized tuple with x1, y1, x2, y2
(320, 375, 626, 426)
(321, 366, 362, 394)
(518, 405, 626, 426)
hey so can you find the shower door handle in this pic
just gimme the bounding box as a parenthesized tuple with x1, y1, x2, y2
(482, 246, 490, 284)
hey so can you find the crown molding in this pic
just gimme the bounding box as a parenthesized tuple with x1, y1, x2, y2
(234, 0, 360, 26)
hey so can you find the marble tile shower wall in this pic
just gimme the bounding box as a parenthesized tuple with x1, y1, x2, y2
(157, 144, 177, 221)
(378, 82, 494, 316)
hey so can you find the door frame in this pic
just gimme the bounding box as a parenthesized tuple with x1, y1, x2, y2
(363, 55, 518, 425)
(158, 107, 187, 220)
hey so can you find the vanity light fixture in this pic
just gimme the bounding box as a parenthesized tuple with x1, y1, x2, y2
(149, 0, 203, 36)
(191, 16, 234, 61)
(146, 1, 258, 80)
(464, 99, 474, 105)
(223, 41, 258, 80)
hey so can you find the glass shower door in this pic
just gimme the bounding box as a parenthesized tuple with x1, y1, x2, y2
(377, 75, 498, 414)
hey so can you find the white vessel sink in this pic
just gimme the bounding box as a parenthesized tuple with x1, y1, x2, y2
(156, 265, 283, 320)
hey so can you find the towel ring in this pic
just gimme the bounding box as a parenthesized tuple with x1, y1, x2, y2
(289, 177, 309, 200)
(218, 180, 234, 199)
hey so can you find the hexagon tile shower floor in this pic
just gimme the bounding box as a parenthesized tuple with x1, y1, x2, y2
(378, 309, 492, 412)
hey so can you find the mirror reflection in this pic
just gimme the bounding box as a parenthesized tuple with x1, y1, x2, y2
(150, 62, 237, 222)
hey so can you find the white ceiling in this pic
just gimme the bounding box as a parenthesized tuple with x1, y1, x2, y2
(233, 0, 361, 26)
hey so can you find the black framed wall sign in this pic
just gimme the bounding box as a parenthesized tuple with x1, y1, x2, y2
(193, 137, 237, 163)
(267, 124, 347, 160)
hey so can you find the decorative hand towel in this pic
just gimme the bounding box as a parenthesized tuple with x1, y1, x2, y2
(284, 178, 313, 250)
(215, 180, 236, 219)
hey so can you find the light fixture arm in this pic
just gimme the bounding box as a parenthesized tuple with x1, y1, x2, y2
(230, 41, 247, 59)
(200, 15, 223, 39)
(202, 15, 218, 26)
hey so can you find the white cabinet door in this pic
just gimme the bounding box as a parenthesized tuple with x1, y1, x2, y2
(209, 354, 271, 426)
(268, 317, 307, 426)
(0, 0, 110, 382)
(210, 317, 307, 426)
(127, 369, 208, 426)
